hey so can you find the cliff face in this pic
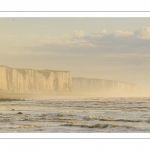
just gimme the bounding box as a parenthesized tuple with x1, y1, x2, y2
(73, 77, 140, 96)
(0, 66, 72, 93)
(0, 65, 140, 96)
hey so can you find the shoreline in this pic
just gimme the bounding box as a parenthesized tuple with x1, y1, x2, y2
(0, 98, 25, 102)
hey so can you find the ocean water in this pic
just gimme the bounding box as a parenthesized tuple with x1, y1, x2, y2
(0, 97, 150, 133)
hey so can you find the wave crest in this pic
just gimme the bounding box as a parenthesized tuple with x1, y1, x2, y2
(62, 122, 136, 129)
(83, 115, 142, 122)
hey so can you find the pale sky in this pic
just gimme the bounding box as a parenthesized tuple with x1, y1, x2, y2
(0, 18, 150, 90)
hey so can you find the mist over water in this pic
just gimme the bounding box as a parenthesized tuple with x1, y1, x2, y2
(0, 97, 150, 133)
(1, 18, 150, 133)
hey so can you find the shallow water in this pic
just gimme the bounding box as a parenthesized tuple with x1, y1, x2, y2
(0, 97, 150, 132)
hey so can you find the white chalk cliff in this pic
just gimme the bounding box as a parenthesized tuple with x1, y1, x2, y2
(72, 77, 140, 96)
(0, 66, 140, 95)
(0, 66, 72, 93)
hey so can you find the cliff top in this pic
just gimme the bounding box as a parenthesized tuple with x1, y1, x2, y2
(0, 65, 71, 73)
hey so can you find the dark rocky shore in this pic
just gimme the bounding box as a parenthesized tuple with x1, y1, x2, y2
(0, 98, 25, 102)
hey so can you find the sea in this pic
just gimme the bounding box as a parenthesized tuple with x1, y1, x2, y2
(0, 97, 150, 133)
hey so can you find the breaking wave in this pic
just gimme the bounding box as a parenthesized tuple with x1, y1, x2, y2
(9, 124, 48, 129)
(83, 115, 143, 122)
(62, 122, 136, 129)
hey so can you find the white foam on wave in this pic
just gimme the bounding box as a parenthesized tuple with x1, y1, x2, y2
(62, 121, 137, 129)
(83, 115, 142, 122)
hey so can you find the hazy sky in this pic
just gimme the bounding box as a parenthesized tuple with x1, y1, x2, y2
(0, 18, 150, 89)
